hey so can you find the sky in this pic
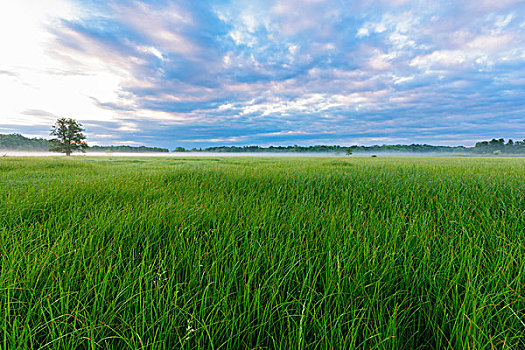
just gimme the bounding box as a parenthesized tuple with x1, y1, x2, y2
(0, 0, 524, 148)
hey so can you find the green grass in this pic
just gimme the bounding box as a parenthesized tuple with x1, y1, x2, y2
(1, 156, 524, 349)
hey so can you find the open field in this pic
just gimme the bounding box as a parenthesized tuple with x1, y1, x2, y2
(1, 157, 524, 349)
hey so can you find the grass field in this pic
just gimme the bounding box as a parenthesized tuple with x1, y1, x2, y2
(1, 156, 524, 349)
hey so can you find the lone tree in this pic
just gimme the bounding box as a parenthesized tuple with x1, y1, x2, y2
(50, 118, 88, 156)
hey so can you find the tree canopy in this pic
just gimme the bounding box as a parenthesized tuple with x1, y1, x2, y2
(473, 138, 525, 154)
(0, 134, 48, 151)
(49, 118, 88, 156)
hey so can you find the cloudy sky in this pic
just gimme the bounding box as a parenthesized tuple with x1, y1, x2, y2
(0, 0, 524, 148)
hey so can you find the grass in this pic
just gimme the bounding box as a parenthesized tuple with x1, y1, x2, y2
(0, 156, 524, 349)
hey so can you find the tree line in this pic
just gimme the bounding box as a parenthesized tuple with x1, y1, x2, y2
(0, 133, 168, 153)
(90, 145, 169, 153)
(197, 145, 351, 153)
(0, 133, 49, 151)
(187, 141, 524, 154)
(473, 138, 525, 154)
(1, 131, 524, 155)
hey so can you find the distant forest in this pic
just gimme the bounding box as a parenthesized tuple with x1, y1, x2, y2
(199, 144, 470, 153)
(89, 145, 169, 153)
(1, 133, 524, 154)
(190, 139, 525, 154)
(0, 133, 49, 151)
(472, 138, 525, 154)
(0, 134, 168, 153)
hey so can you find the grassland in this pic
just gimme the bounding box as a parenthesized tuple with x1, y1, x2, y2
(0, 156, 524, 349)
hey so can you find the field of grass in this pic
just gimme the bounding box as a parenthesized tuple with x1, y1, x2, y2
(1, 156, 524, 349)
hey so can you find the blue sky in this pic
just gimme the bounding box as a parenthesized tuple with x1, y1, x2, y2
(0, 0, 524, 148)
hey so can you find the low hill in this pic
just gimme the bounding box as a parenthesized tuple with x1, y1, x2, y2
(0, 134, 49, 151)
(0, 134, 169, 153)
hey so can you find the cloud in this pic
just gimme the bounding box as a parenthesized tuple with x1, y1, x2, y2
(0, 70, 18, 77)
(0, 0, 524, 147)
(22, 109, 56, 118)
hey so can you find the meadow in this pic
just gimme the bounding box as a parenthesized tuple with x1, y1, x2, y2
(0, 156, 524, 349)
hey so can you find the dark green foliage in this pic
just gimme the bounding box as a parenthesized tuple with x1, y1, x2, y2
(88, 145, 169, 153)
(0, 133, 169, 153)
(199, 144, 472, 154)
(1, 157, 524, 349)
(203, 145, 351, 153)
(474, 138, 525, 154)
(49, 118, 88, 156)
(198, 141, 525, 154)
(0, 133, 49, 151)
(3, 132, 525, 155)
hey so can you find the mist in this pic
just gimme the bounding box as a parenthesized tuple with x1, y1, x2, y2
(0, 150, 476, 158)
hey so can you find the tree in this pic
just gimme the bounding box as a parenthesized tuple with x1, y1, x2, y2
(346, 147, 352, 156)
(49, 118, 88, 156)
(0, 133, 49, 151)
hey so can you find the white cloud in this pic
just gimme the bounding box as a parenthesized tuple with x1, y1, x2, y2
(495, 13, 515, 30)
(0, 1, 140, 138)
(137, 46, 164, 61)
(410, 50, 467, 69)
(229, 30, 257, 46)
(368, 51, 396, 70)
(388, 32, 416, 49)
(0, 0, 74, 69)
(237, 89, 391, 118)
(183, 136, 246, 143)
(410, 30, 518, 72)
(357, 27, 370, 38)
(375, 23, 388, 33)
(466, 34, 514, 52)
(111, 2, 199, 57)
(393, 75, 414, 84)
(472, 0, 521, 11)
(288, 44, 299, 55)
